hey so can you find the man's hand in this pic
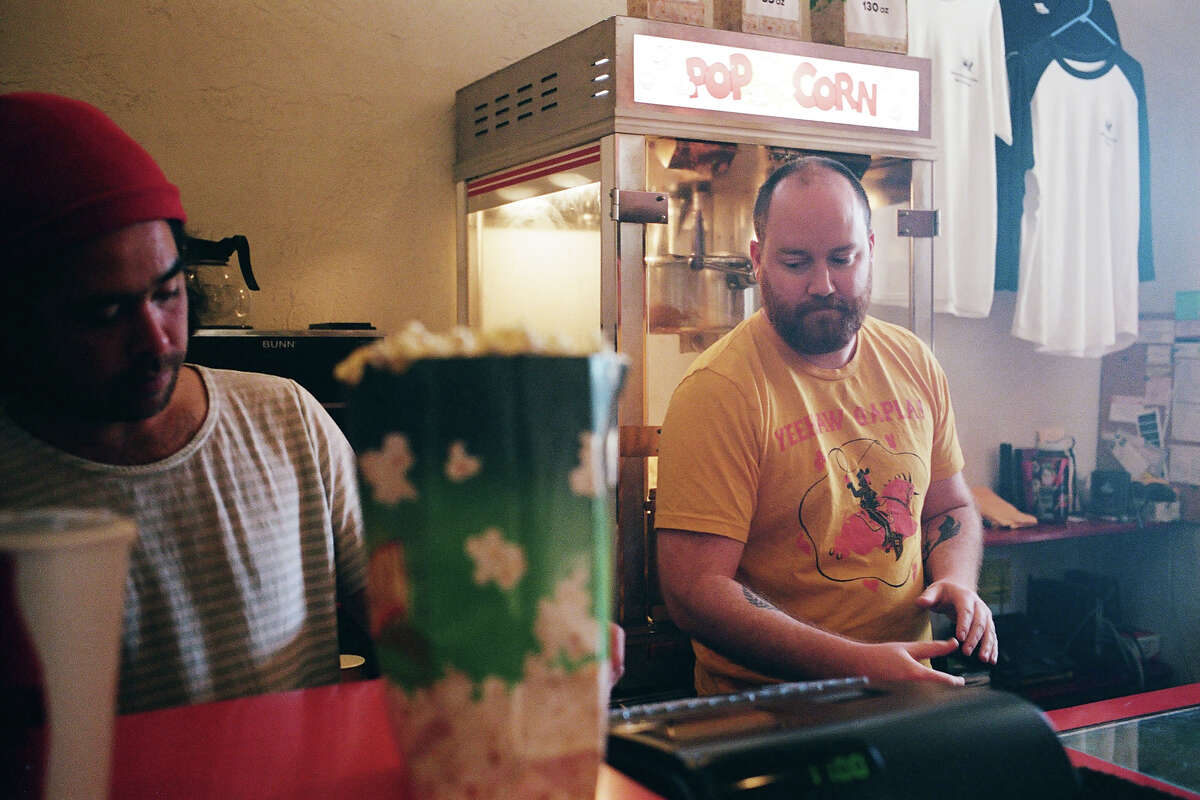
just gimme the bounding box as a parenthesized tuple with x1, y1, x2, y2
(849, 638, 967, 686)
(608, 621, 625, 688)
(915, 580, 998, 664)
(658, 529, 986, 686)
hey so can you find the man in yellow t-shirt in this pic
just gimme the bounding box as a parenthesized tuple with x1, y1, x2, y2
(655, 156, 997, 695)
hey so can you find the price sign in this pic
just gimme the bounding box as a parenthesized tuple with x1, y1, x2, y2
(848, 0, 907, 39)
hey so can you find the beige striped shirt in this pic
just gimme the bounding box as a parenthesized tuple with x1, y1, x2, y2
(0, 366, 366, 713)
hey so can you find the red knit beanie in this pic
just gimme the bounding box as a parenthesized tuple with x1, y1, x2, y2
(0, 92, 186, 259)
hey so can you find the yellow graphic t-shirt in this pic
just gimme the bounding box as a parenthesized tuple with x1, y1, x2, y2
(655, 311, 965, 694)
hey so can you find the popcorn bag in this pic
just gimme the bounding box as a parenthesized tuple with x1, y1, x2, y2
(337, 325, 627, 800)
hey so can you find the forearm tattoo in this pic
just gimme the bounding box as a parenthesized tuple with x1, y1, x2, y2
(922, 514, 961, 562)
(742, 585, 778, 611)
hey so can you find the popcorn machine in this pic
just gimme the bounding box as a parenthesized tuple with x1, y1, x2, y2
(454, 16, 936, 701)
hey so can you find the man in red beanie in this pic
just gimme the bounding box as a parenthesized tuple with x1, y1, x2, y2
(0, 93, 370, 714)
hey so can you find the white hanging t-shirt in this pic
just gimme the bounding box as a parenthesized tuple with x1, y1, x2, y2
(1011, 45, 1150, 357)
(906, 0, 1011, 318)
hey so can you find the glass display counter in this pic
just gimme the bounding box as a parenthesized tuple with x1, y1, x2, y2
(1061, 706, 1200, 797)
(1050, 684, 1200, 799)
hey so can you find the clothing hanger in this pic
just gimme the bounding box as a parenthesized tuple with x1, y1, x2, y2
(1050, 0, 1117, 46)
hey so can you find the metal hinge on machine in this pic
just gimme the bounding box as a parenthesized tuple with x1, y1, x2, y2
(611, 188, 668, 224)
(896, 208, 939, 237)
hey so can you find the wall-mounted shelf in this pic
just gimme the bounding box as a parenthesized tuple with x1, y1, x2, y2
(983, 518, 1190, 547)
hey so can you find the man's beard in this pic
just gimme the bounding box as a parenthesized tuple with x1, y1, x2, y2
(759, 272, 870, 357)
(99, 352, 186, 422)
(4, 350, 186, 424)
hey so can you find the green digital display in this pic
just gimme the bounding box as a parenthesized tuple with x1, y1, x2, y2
(728, 745, 880, 794)
(823, 751, 873, 784)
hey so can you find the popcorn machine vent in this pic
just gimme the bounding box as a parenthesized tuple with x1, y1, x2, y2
(455, 22, 617, 177)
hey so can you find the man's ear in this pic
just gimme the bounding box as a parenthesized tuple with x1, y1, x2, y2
(750, 238, 762, 282)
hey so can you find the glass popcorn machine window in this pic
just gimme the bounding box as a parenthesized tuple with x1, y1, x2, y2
(641, 136, 925, 432)
(463, 148, 602, 341)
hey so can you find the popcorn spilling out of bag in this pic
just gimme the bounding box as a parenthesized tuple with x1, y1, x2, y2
(335, 321, 611, 384)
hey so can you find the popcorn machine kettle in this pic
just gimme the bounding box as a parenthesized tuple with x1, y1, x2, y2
(454, 16, 937, 702)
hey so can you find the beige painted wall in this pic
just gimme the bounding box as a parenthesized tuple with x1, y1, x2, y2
(1, 0, 624, 333)
(2, 0, 1194, 483)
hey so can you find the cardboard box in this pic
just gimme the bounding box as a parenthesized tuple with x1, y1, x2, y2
(714, 0, 810, 40)
(810, 0, 908, 53)
(627, 0, 713, 26)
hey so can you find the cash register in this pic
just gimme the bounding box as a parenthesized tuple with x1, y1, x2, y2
(608, 677, 1078, 799)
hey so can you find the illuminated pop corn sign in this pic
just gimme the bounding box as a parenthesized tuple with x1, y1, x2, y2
(632, 33, 922, 132)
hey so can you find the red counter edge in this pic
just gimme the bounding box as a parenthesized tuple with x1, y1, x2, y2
(1046, 683, 1200, 800)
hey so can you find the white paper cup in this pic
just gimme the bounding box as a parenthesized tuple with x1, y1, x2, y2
(0, 508, 136, 800)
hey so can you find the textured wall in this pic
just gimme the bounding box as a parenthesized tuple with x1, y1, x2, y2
(1110, 1, 1200, 315)
(0, 0, 624, 333)
(2, 0, 1193, 460)
(2, 1, 1191, 333)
